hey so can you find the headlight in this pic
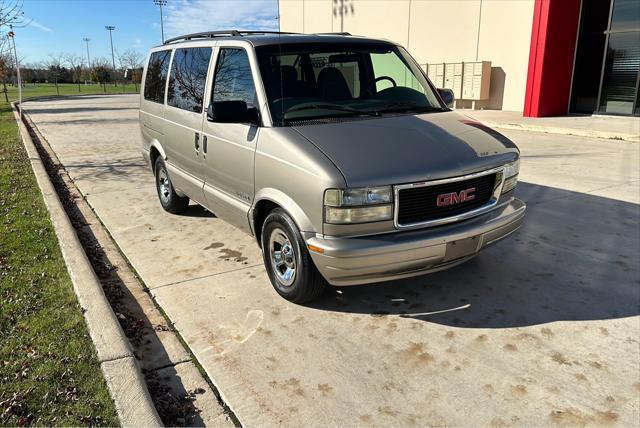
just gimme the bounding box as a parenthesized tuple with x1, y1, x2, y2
(324, 186, 392, 206)
(325, 205, 393, 224)
(324, 186, 393, 224)
(502, 159, 519, 193)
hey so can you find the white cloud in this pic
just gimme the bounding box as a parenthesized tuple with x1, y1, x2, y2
(28, 20, 52, 33)
(164, 0, 278, 38)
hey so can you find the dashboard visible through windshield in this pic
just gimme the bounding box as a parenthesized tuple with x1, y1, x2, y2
(256, 42, 445, 125)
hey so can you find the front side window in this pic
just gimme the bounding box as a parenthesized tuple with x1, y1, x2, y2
(144, 50, 171, 103)
(256, 43, 443, 125)
(211, 48, 257, 107)
(167, 47, 213, 112)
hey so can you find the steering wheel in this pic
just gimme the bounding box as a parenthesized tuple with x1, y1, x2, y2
(374, 76, 397, 87)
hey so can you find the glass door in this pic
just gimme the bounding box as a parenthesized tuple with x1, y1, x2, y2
(597, 0, 640, 115)
(570, 0, 611, 114)
(570, 0, 640, 116)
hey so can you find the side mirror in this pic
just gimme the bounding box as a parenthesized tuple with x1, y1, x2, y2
(437, 88, 455, 108)
(207, 101, 259, 124)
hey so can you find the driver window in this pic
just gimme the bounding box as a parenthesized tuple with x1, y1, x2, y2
(371, 52, 425, 93)
(211, 48, 257, 107)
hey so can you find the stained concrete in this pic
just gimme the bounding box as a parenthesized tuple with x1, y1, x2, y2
(24, 95, 640, 426)
(467, 110, 640, 143)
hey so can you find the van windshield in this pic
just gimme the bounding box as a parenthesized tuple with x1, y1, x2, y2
(255, 43, 444, 125)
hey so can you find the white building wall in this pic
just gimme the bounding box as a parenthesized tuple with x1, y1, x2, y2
(279, 0, 535, 112)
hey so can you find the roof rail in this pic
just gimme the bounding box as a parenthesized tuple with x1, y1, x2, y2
(314, 32, 352, 36)
(163, 30, 297, 45)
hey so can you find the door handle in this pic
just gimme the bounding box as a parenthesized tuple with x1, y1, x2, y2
(203, 135, 208, 157)
(194, 132, 200, 154)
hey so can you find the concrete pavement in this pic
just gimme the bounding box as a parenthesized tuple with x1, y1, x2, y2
(466, 110, 640, 142)
(24, 95, 640, 426)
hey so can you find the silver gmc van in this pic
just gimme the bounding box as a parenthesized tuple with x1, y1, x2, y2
(139, 31, 526, 303)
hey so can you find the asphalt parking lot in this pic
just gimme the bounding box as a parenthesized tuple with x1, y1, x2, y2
(24, 94, 639, 426)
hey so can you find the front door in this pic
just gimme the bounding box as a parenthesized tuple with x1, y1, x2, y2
(201, 47, 260, 233)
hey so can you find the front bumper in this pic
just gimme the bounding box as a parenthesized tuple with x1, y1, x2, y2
(307, 198, 525, 286)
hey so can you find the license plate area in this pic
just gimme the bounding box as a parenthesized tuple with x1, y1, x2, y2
(443, 235, 481, 261)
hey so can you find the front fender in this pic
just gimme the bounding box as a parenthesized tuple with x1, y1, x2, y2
(250, 188, 316, 236)
(149, 139, 167, 160)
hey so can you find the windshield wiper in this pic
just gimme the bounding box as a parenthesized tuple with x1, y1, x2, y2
(285, 103, 379, 117)
(369, 102, 446, 114)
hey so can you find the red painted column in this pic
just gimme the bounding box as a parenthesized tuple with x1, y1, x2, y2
(524, 0, 582, 117)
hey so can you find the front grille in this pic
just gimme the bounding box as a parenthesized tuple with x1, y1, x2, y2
(397, 173, 497, 226)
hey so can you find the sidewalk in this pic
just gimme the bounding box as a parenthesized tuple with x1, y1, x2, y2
(464, 110, 640, 142)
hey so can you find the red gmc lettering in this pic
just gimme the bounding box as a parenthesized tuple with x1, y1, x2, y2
(436, 187, 476, 207)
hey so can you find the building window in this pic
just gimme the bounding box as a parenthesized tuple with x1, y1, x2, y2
(571, 0, 640, 116)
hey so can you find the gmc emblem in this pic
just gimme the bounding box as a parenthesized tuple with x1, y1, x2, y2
(437, 187, 476, 207)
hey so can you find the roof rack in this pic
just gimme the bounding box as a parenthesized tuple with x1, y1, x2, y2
(163, 30, 297, 45)
(314, 32, 352, 36)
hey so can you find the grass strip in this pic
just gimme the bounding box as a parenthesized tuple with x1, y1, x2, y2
(0, 92, 125, 425)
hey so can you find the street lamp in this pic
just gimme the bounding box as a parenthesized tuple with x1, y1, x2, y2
(83, 37, 91, 68)
(105, 25, 116, 86)
(154, 0, 167, 44)
(8, 25, 22, 119)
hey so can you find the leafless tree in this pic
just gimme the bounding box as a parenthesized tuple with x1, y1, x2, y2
(0, 1, 27, 100)
(117, 48, 143, 91)
(0, 51, 12, 101)
(45, 52, 65, 95)
(0, 0, 29, 30)
(65, 53, 84, 92)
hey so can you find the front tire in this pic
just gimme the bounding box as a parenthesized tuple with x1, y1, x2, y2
(261, 209, 327, 303)
(154, 157, 189, 214)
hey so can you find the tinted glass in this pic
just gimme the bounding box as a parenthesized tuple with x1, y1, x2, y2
(211, 48, 257, 107)
(598, 31, 640, 114)
(144, 50, 171, 103)
(610, 0, 640, 31)
(580, 0, 612, 34)
(371, 51, 426, 93)
(256, 43, 442, 125)
(309, 52, 360, 97)
(570, 33, 607, 113)
(167, 47, 213, 112)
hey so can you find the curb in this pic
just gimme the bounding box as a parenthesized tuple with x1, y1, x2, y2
(12, 103, 163, 427)
(476, 121, 640, 143)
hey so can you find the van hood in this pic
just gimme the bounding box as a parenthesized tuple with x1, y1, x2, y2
(293, 111, 519, 188)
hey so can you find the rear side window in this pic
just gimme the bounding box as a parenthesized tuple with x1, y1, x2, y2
(143, 50, 171, 103)
(167, 47, 213, 112)
(211, 48, 257, 107)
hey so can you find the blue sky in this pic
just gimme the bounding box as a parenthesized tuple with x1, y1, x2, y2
(14, 0, 279, 65)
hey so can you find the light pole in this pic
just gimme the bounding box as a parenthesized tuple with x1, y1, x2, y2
(153, 0, 167, 44)
(8, 25, 22, 119)
(105, 25, 116, 86)
(83, 37, 91, 67)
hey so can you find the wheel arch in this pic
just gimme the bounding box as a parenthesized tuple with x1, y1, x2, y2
(149, 140, 167, 173)
(250, 188, 316, 247)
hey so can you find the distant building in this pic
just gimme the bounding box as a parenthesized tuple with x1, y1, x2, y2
(279, 0, 640, 117)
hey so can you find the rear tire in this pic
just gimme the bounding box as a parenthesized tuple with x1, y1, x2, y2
(154, 157, 189, 214)
(261, 208, 327, 303)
